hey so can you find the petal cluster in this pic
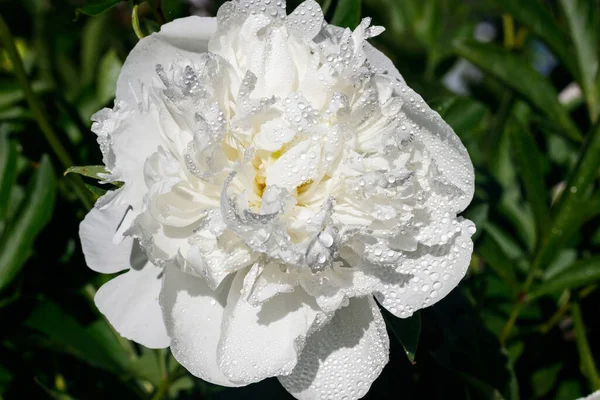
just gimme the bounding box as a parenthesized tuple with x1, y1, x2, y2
(80, 1, 475, 398)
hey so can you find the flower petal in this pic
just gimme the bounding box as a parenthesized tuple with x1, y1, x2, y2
(159, 263, 242, 387)
(266, 140, 321, 189)
(116, 16, 217, 105)
(279, 296, 389, 400)
(287, 0, 324, 44)
(95, 262, 169, 349)
(79, 204, 143, 274)
(363, 39, 474, 213)
(373, 219, 475, 318)
(246, 261, 298, 306)
(217, 270, 321, 384)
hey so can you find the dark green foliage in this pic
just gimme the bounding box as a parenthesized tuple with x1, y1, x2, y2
(0, 0, 599, 398)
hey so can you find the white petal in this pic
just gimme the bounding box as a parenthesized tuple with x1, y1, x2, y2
(266, 140, 321, 189)
(246, 261, 298, 305)
(186, 230, 256, 290)
(79, 205, 143, 274)
(287, 0, 324, 44)
(374, 219, 475, 318)
(254, 120, 297, 152)
(364, 41, 474, 212)
(279, 297, 389, 400)
(91, 104, 163, 210)
(159, 263, 242, 387)
(403, 93, 475, 212)
(116, 16, 217, 105)
(95, 263, 169, 349)
(364, 42, 403, 82)
(217, 270, 321, 384)
(254, 27, 297, 98)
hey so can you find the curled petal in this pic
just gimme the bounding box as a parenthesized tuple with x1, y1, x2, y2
(279, 296, 389, 400)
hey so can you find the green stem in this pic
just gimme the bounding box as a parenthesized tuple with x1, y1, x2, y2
(0, 15, 71, 168)
(539, 291, 571, 334)
(0, 13, 94, 210)
(571, 301, 600, 391)
(151, 365, 187, 400)
(501, 120, 600, 343)
(502, 14, 515, 49)
(132, 4, 145, 40)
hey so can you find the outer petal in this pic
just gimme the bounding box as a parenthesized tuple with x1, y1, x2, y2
(79, 204, 143, 274)
(217, 270, 321, 384)
(116, 16, 218, 105)
(159, 264, 241, 387)
(279, 296, 389, 400)
(364, 42, 404, 83)
(401, 86, 475, 212)
(365, 40, 474, 213)
(95, 263, 169, 349)
(373, 219, 475, 318)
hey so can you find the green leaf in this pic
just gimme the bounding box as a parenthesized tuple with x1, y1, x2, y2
(478, 233, 519, 292)
(84, 183, 108, 197)
(483, 223, 525, 262)
(499, 0, 578, 79)
(131, 348, 163, 387)
(0, 131, 18, 222)
(0, 155, 56, 293)
(411, 0, 442, 49)
(543, 249, 578, 280)
(85, 320, 132, 372)
(536, 122, 600, 270)
(0, 81, 52, 110)
(531, 363, 562, 398)
(381, 308, 420, 364)
(64, 165, 109, 180)
(508, 120, 549, 243)
(453, 39, 582, 142)
(80, 12, 110, 89)
(424, 290, 515, 399)
(559, 0, 600, 122)
(458, 372, 507, 400)
(435, 96, 488, 139)
(76, 0, 124, 17)
(97, 49, 122, 105)
(25, 299, 131, 372)
(331, 0, 361, 29)
(528, 257, 600, 299)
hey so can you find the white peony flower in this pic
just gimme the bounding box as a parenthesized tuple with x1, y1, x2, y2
(79, 0, 475, 398)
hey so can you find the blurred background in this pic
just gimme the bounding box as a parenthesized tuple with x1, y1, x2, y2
(0, 0, 599, 398)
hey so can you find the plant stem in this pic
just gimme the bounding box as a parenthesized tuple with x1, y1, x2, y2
(571, 301, 600, 391)
(151, 364, 187, 400)
(539, 293, 571, 334)
(501, 120, 600, 343)
(0, 13, 94, 210)
(502, 14, 515, 49)
(132, 4, 145, 40)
